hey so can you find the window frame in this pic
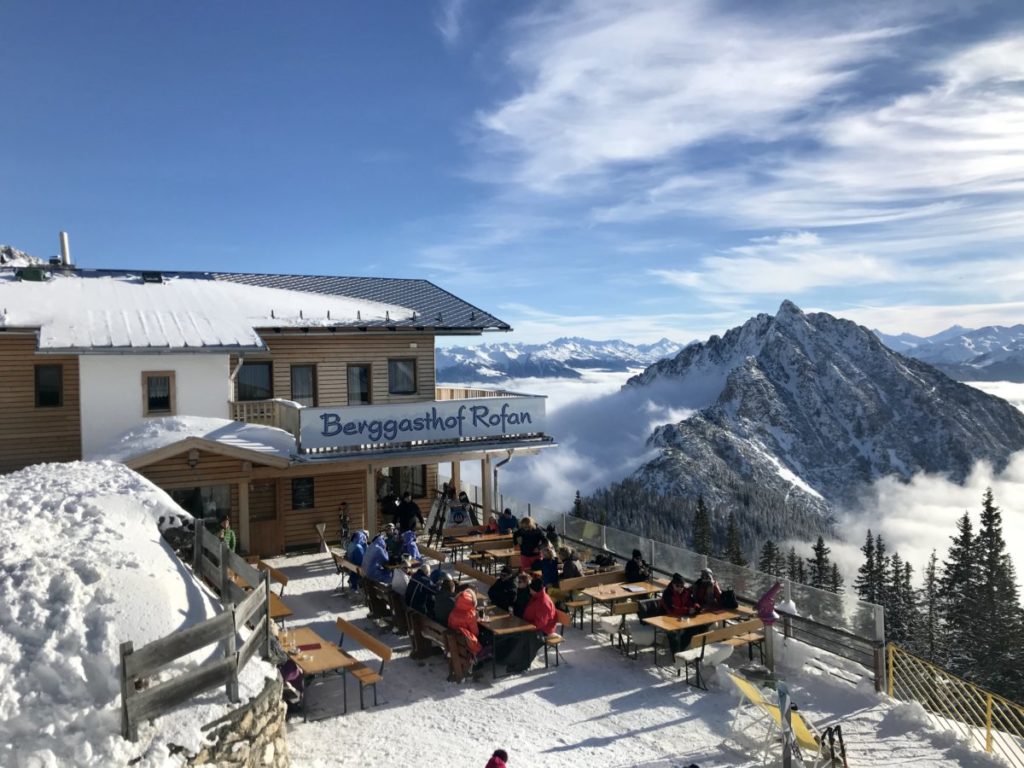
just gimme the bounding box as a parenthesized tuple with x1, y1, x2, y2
(387, 358, 417, 395)
(289, 364, 318, 407)
(237, 361, 273, 402)
(34, 364, 63, 408)
(142, 370, 176, 416)
(347, 363, 372, 405)
(291, 477, 315, 510)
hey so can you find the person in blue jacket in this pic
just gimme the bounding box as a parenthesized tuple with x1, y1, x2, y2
(497, 508, 518, 534)
(401, 530, 422, 562)
(361, 534, 392, 584)
(344, 530, 368, 590)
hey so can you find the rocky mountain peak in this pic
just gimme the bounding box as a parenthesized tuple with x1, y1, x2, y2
(624, 304, 1024, 515)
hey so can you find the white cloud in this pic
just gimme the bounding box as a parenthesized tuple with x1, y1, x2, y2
(836, 451, 1024, 589)
(477, 0, 911, 191)
(837, 300, 1024, 337)
(435, 0, 468, 46)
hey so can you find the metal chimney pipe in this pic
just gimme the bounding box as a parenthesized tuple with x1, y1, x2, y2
(59, 231, 71, 266)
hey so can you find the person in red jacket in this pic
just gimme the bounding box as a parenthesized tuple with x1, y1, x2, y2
(523, 577, 558, 635)
(661, 572, 699, 654)
(448, 588, 484, 656)
(485, 749, 509, 768)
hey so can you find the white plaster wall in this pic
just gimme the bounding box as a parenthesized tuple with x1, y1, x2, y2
(80, 354, 231, 457)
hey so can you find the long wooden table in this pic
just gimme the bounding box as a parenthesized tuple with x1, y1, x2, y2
(642, 609, 745, 667)
(478, 612, 539, 679)
(581, 581, 664, 631)
(284, 626, 357, 720)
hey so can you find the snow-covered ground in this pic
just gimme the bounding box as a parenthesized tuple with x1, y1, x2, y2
(0, 460, 1008, 767)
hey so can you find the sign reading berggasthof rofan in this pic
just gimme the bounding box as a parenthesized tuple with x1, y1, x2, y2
(298, 396, 546, 451)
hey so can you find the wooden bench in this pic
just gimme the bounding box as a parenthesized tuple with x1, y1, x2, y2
(558, 569, 627, 629)
(453, 562, 497, 588)
(362, 578, 396, 625)
(407, 611, 475, 682)
(597, 600, 639, 651)
(674, 618, 764, 689)
(335, 618, 393, 709)
(543, 609, 572, 668)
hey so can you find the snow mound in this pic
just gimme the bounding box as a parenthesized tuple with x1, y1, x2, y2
(0, 461, 274, 767)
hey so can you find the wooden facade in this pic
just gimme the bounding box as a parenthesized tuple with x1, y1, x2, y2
(230, 331, 437, 407)
(0, 333, 81, 474)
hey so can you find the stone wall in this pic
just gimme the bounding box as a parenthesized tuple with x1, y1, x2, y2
(186, 676, 290, 768)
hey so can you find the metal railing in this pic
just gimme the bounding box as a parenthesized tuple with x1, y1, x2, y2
(119, 525, 272, 741)
(888, 644, 1024, 766)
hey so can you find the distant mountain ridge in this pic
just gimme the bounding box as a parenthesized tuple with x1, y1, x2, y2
(875, 325, 1024, 382)
(436, 337, 686, 382)
(622, 301, 1024, 518)
(0, 245, 42, 268)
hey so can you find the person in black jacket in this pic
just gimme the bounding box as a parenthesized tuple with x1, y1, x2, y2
(396, 492, 424, 533)
(512, 572, 532, 618)
(433, 575, 458, 625)
(512, 517, 547, 571)
(625, 549, 652, 583)
(487, 566, 518, 611)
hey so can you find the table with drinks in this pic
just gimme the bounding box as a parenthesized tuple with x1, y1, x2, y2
(279, 626, 357, 720)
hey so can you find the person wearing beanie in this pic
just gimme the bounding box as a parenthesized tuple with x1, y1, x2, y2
(488, 565, 518, 612)
(497, 508, 518, 534)
(662, 572, 700, 654)
(523, 577, 558, 635)
(625, 548, 652, 583)
(691, 567, 722, 610)
(485, 749, 509, 768)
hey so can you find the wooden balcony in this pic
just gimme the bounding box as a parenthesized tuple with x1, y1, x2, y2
(230, 399, 302, 435)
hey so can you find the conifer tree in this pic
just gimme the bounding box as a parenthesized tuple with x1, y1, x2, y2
(828, 562, 844, 594)
(725, 511, 747, 567)
(807, 536, 831, 590)
(854, 529, 877, 602)
(692, 495, 712, 556)
(939, 511, 980, 677)
(917, 550, 942, 662)
(901, 560, 920, 649)
(872, 533, 889, 610)
(786, 547, 801, 583)
(973, 489, 1024, 697)
(758, 539, 781, 576)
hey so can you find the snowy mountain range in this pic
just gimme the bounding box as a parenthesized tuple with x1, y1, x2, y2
(875, 325, 1024, 382)
(624, 301, 1024, 516)
(435, 337, 686, 381)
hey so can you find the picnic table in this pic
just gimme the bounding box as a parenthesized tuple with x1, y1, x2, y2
(282, 626, 357, 719)
(449, 532, 513, 562)
(478, 612, 541, 679)
(581, 580, 664, 631)
(642, 609, 745, 667)
(483, 546, 519, 570)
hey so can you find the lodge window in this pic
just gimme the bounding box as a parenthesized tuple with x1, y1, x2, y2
(391, 465, 426, 498)
(34, 365, 63, 408)
(388, 358, 417, 395)
(142, 371, 176, 415)
(347, 364, 371, 405)
(290, 364, 317, 407)
(291, 477, 315, 510)
(238, 362, 272, 401)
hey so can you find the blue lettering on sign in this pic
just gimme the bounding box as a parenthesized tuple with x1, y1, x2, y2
(317, 403, 533, 442)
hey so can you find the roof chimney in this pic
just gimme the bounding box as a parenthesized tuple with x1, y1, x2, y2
(59, 231, 72, 266)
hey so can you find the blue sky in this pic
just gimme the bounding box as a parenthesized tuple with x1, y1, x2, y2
(2, 0, 1023, 344)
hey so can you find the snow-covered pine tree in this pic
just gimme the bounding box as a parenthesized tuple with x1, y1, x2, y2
(900, 560, 920, 651)
(939, 511, 980, 678)
(828, 562, 843, 594)
(873, 533, 889, 611)
(886, 552, 908, 642)
(725, 511, 747, 567)
(807, 536, 831, 590)
(692, 495, 712, 556)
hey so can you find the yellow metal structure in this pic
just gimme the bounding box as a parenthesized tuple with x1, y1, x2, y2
(887, 644, 1024, 767)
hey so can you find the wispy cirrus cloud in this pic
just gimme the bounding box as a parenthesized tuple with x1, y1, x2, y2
(435, 0, 468, 46)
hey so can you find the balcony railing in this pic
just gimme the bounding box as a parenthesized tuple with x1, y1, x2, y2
(230, 399, 302, 434)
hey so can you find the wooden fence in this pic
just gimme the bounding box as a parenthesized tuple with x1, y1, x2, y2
(120, 523, 272, 741)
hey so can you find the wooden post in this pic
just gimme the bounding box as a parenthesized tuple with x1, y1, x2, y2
(224, 541, 239, 703)
(985, 693, 993, 753)
(451, 459, 461, 491)
(192, 519, 202, 574)
(262, 570, 272, 661)
(238, 480, 250, 555)
(885, 643, 894, 697)
(120, 641, 136, 741)
(876, 604, 888, 694)
(481, 455, 493, 519)
(365, 466, 378, 534)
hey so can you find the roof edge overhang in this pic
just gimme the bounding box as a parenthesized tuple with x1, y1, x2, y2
(122, 436, 292, 470)
(294, 436, 556, 467)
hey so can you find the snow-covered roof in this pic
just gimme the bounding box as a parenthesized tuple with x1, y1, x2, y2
(0, 269, 414, 351)
(89, 416, 297, 463)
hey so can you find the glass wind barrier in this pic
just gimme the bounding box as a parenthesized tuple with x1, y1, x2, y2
(438, 475, 881, 642)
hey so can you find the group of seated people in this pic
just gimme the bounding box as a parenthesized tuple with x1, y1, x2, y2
(660, 567, 724, 652)
(343, 523, 424, 589)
